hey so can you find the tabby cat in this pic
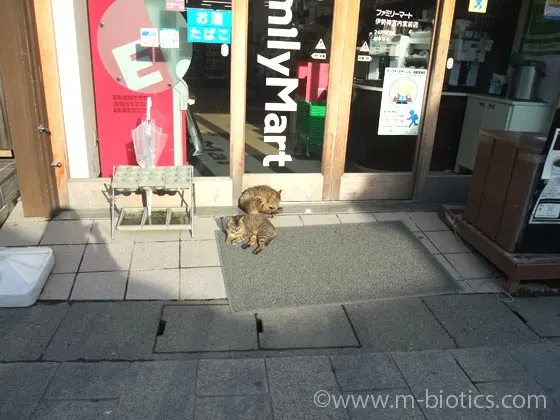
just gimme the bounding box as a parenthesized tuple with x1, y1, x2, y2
(225, 213, 277, 255)
(238, 185, 282, 217)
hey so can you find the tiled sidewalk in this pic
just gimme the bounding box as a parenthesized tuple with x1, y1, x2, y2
(2, 343, 560, 420)
(0, 208, 506, 300)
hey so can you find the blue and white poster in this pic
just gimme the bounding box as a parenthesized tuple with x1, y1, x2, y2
(378, 68, 427, 136)
(186, 8, 232, 44)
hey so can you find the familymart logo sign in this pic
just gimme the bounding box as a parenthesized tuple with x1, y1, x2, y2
(257, 0, 299, 166)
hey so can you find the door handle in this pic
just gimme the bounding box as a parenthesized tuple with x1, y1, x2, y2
(479, 102, 485, 108)
(487, 103, 495, 110)
(50, 162, 61, 168)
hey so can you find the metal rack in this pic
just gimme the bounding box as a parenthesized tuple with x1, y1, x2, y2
(110, 165, 195, 239)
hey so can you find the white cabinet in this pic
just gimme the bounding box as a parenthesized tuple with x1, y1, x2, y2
(455, 95, 553, 171)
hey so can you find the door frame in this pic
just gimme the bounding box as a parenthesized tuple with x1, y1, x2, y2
(229, 0, 457, 203)
(0, 0, 62, 217)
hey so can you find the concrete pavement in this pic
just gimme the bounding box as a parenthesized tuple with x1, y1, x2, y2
(1, 295, 559, 419)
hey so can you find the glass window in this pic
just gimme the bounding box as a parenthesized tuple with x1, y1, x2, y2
(346, 0, 437, 173)
(185, 40, 232, 177)
(244, 0, 335, 173)
(430, 0, 525, 174)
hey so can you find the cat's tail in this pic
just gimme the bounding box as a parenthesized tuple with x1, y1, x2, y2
(219, 216, 227, 233)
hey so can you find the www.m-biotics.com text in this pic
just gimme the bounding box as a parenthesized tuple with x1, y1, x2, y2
(313, 390, 547, 411)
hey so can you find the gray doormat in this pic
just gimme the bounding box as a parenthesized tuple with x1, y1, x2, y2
(216, 221, 462, 313)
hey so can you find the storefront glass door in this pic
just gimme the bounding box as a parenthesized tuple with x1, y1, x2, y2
(342, 0, 439, 199)
(244, 0, 334, 175)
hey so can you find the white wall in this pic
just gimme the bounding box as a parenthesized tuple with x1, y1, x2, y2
(51, 0, 100, 178)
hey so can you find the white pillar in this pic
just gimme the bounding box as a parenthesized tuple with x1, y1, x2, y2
(51, 0, 100, 178)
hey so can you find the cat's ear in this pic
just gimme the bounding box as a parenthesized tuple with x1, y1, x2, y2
(277, 189, 282, 195)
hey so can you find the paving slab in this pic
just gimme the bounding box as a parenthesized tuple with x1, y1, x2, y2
(44, 362, 130, 400)
(0, 304, 68, 361)
(408, 212, 449, 232)
(194, 395, 273, 420)
(345, 388, 428, 420)
(88, 220, 135, 243)
(0, 221, 48, 246)
(126, 269, 180, 300)
(180, 267, 227, 300)
(425, 231, 469, 254)
(40, 220, 94, 245)
(43, 302, 162, 361)
(39, 274, 75, 300)
(50, 245, 85, 274)
(434, 255, 462, 282)
(509, 344, 560, 406)
(330, 354, 406, 391)
(32, 400, 118, 420)
(181, 217, 221, 241)
(79, 243, 134, 272)
(0, 363, 57, 420)
(449, 347, 528, 383)
(444, 253, 496, 279)
(267, 356, 349, 420)
(130, 241, 179, 270)
(337, 213, 377, 224)
(300, 214, 341, 226)
(112, 361, 197, 420)
(155, 305, 258, 352)
(463, 278, 504, 293)
(258, 306, 359, 349)
(391, 350, 479, 420)
(196, 359, 267, 396)
(423, 295, 540, 348)
(476, 380, 560, 420)
(134, 230, 181, 242)
(413, 231, 439, 254)
(373, 213, 419, 232)
(344, 299, 455, 352)
(180, 239, 221, 267)
(507, 297, 560, 338)
(270, 215, 304, 227)
(71, 271, 128, 300)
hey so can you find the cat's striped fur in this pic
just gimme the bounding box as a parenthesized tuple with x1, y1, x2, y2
(238, 185, 282, 217)
(225, 213, 277, 255)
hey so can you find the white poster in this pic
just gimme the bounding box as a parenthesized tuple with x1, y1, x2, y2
(541, 129, 560, 180)
(378, 68, 427, 136)
(529, 177, 560, 224)
(140, 28, 159, 48)
(160, 28, 180, 49)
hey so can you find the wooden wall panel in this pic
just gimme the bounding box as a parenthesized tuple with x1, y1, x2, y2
(321, 0, 360, 201)
(33, 0, 69, 207)
(230, 0, 249, 203)
(413, 0, 456, 200)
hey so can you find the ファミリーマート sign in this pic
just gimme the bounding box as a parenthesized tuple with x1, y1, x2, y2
(378, 68, 427, 136)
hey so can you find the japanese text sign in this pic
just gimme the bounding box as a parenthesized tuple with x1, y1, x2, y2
(186, 9, 232, 28)
(187, 26, 231, 44)
(166, 0, 185, 12)
(376, 10, 413, 19)
(186, 8, 232, 44)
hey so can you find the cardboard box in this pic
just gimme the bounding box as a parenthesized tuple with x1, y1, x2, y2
(464, 130, 546, 252)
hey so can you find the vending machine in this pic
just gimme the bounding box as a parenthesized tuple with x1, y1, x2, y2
(518, 107, 560, 253)
(87, 0, 192, 176)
